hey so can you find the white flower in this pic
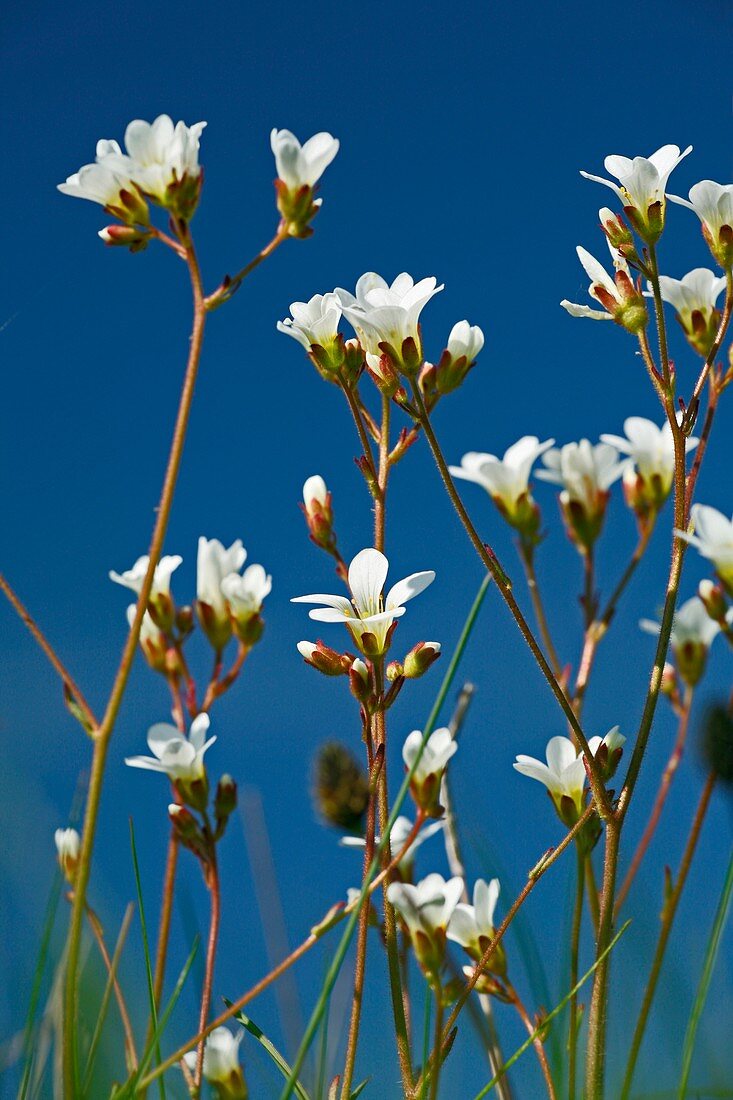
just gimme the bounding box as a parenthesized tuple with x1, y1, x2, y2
(197, 537, 247, 620)
(270, 129, 339, 190)
(585, 726, 627, 780)
(221, 565, 271, 620)
(291, 547, 435, 654)
(105, 115, 206, 207)
(449, 436, 554, 526)
(447, 879, 503, 969)
(337, 272, 443, 368)
(587, 726, 626, 757)
(277, 293, 342, 351)
(340, 815, 444, 874)
(447, 321, 484, 363)
(127, 604, 167, 670)
(677, 504, 733, 589)
(601, 416, 698, 504)
(183, 1026, 244, 1088)
(387, 873, 464, 973)
(580, 144, 692, 234)
(110, 554, 182, 599)
(651, 268, 727, 324)
(514, 736, 588, 817)
(125, 713, 215, 783)
(55, 828, 81, 881)
(560, 245, 645, 330)
(668, 181, 733, 265)
(641, 596, 720, 651)
(303, 475, 329, 512)
(58, 142, 140, 213)
(537, 440, 626, 512)
(402, 727, 457, 815)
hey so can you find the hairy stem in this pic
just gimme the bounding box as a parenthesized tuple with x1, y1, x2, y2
(568, 847, 585, 1100)
(194, 852, 221, 1089)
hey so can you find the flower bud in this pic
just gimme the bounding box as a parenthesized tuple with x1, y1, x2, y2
(403, 641, 442, 679)
(349, 658, 373, 704)
(302, 475, 336, 551)
(297, 640, 351, 676)
(699, 579, 729, 624)
(54, 828, 81, 884)
(386, 660, 404, 682)
(313, 742, 370, 831)
(367, 354, 402, 398)
(98, 224, 151, 252)
(341, 338, 366, 387)
(660, 662, 681, 705)
(598, 208, 640, 264)
(176, 605, 195, 637)
(214, 774, 238, 837)
(274, 179, 320, 239)
(701, 704, 733, 784)
(174, 772, 209, 814)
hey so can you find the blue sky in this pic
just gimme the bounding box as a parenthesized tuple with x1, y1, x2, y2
(2, 0, 733, 1095)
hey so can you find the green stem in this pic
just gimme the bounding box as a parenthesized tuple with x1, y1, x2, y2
(568, 848, 585, 1100)
(428, 985, 445, 1100)
(620, 772, 716, 1099)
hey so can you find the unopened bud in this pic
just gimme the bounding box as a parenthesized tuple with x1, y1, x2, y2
(403, 641, 441, 679)
(313, 742, 370, 830)
(699, 579, 728, 624)
(661, 662, 680, 702)
(599, 208, 639, 264)
(349, 658, 373, 703)
(175, 605, 195, 637)
(174, 772, 209, 814)
(302, 475, 336, 551)
(341, 338, 366, 387)
(169, 804, 209, 859)
(98, 224, 151, 252)
(298, 640, 351, 676)
(54, 828, 81, 884)
(214, 774, 238, 837)
(386, 661, 404, 682)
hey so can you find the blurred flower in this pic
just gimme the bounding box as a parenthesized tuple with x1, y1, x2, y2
(337, 272, 443, 372)
(537, 440, 626, 549)
(668, 181, 733, 268)
(126, 714, 215, 807)
(55, 828, 81, 883)
(580, 144, 692, 239)
(271, 129, 339, 190)
(314, 742, 370, 831)
(341, 815, 444, 877)
(641, 596, 720, 686)
(601, 416, 698, 516)
(58, 142, 149, 225)
(127, 604, 167, 672)
(561, 246, 647, 332)
(387, 873, 463, 975)
(447, 878, 506, 975)
(111, 553, 182, 629)
(677, 504, 733, 593)
(450, 436, 554, 538)
(183, 1026, 246, 1098)
(402, 727, 457, 816)
(221, 565, 271, 645)
(292, 547, 434, 655)
(196, 537, 247, 648)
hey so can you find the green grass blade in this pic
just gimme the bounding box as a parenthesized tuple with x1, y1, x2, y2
(129, 818, 166, 1100)
(278, 575, 492, 1100)
(81, 903, 135, 1096)
(17, 866, 64, 1100)
(677, 845, 733, 1098)
(470, 921, 631, 1099)
(314, 986, 331, 1100)
(226, 1002, 312, 1100)
(349, 1079, 370, 1099)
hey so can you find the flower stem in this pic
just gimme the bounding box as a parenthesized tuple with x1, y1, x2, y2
(615, 686, 693, 914)
(194, 849, 221, 1090)
(506, 981, 556, 1100)
(409, 382, 611, 815)
(428, 984, 445, 1100)
(568, 847, 585, 1100)
(84, 903, 138, 1071)
(62, 238, 208, 1096)
(620, 771, 716, 1099)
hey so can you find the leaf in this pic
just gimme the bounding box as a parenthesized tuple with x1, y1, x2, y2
(350, 1079, 370, 1099)
(82, 903, 135, 1096)
(225, 1002, 312, 1100)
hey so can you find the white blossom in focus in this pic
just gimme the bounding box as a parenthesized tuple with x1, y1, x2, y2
(560, 245, 646, 331)
(601, 416, 698, 509)
(668, 181, 733, 266)
(337, 272, 443, 369)
(270, 129, 339, 190)
(514, 736, 588, 818)
(104, 114, 206, 211)
(291, 547, 435, 654)
(125, 713, 215, 784)
(447, 321, 484, 363)
(537, 440, 626, 546)
(277, 293, 342, 351)
(580, 144, 692, 237)
(447, 878, 506, 974)
(449, 436, 554, 532)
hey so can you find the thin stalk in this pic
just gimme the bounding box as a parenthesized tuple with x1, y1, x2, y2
(409, 381, 611, 815)
(584, 857, 600, 937)
(374, 392, 391, 551)
(207, 226, 289, 306)
(616, 687, 693, 914)
(507, 982, 556, 1100)
(620, 772, 716, 1099)
(149, 833, 180, 1012)
(418, 987, 432, 1100)
(62, 238, 208, 1095)
(428, 985, 445, 1100)
(568, 848, 585, 1100)
(341, 382, 378, 483)
(85, 904, 138, 1072)
(518, 544, 563, 680)
(582, 547, 595, 631)
(194, 854, 221, 1090)
(0, 574, 98, 732)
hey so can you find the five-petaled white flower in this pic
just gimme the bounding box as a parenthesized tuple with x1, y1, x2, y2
(561, 245, 646, 332)
(110, 554, 182, 599)
(641, 596, 720, 686)
(337, 272, 443, 369)
(387, 873, 464, 974)
(652, 269, 727, 324)
(58, 143, 142, 217)
(447, 878, 505, 974)
(514, 735, 589, 817)
(55, 828, 81, 882)
(402, 727, 457, 815)
(277, 293, 342, 351)
(537, 441, 626, 544)
(103, 115, 206, 207)
(341, 815, 444, 876)
(449, 436, 554, 531)
(668, 181, 733, 267)
(601, 416, 698, 510)
(677, 504, 733, 591)
(580, 144, 692, 237)
(270, 129, 339, 190)
(447, 321, 484, 363)
(126, 713, 215, 783)
(291, 547, 435, 654)
(183, 1026, 245, 1092)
